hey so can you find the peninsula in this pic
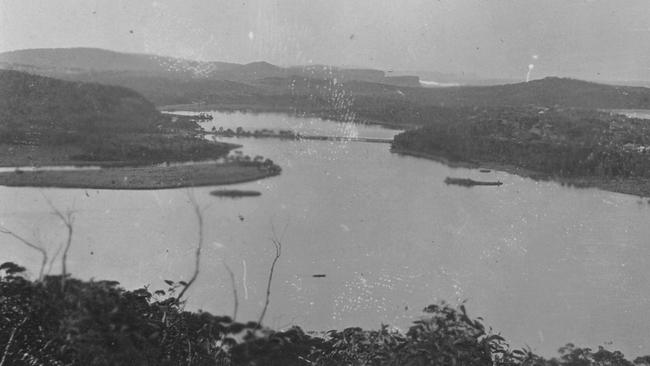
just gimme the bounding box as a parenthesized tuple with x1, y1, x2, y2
(0, 70, 281, 189)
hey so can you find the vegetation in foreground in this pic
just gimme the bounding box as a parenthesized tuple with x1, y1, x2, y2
(1, 262, 647, 366)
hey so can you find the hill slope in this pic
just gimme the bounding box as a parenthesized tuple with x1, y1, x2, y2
(272, 76, 650, 110)
(0, 70, 235, 166)
(4, 48, 650, 128)
(0, 47, 238, 77)
(0, 69, 161, 139)
(405, 77, 650, 109)
(0, 47, 421, 87)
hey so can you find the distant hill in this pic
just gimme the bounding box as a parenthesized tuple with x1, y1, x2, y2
(48, 71, 264, 106)
(158, 73, 650, 112)
(0, 47, 238, 78)
(406, 77, 650, 109)
(229, 75, 650, 111)
(298, 76, 650, 110)
(3, 48, 650, 123)
(0, 47, 420, 86)
(390, 69, 519, 87)
(0, 48, 422, 106)
(283, 76, 650, 110)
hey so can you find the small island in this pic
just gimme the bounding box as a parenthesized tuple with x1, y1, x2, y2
(210, 189, 262, 197)
(444, 177, 503, 187)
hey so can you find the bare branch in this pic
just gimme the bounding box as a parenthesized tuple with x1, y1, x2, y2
(242, 259, 249, 300)
(187, 339, 192, 365)
(177, 190, 205, 302)
(270, 220, 290, 243)
(60, 216, 74, 288)
(46, 241, 64, 275)
(0, 227, 47, 281)
(223, 261, 239, 321)
(257, 233, 282, 327)
(42, 194, 75, 290)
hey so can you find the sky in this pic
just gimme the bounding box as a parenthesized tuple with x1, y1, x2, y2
(1, 0, 649, 82)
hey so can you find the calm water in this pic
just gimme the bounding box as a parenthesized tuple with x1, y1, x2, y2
(2, 111, 650, 357)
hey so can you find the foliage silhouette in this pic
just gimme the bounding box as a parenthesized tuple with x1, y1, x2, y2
(2, 263, 646, 365)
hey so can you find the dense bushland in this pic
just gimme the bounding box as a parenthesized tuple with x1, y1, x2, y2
(0, 70, 237, 164)
(1, 262, 646, 366)
(0, 70, 161, 138)
(392, 107, 650, 179)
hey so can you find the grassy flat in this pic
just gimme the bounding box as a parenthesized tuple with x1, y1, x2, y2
(0, 162, 278, 190)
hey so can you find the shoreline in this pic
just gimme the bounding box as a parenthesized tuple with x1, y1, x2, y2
(391, 148, 650, 198)
(390, 148, 546, 178)
(0, 162, 280, 190)
(0, 141, 242, 168)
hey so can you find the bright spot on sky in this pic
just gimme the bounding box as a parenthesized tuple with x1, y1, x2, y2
(248, 31, 254, 40)
(532, 54, 539, 60)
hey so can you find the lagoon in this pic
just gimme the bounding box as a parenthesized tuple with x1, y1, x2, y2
(2, 111, 650, 357)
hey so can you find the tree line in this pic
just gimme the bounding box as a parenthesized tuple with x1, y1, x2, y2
(392, 107, 650, 179)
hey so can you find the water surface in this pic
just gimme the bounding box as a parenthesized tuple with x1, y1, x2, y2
(2, 111, 650, 357)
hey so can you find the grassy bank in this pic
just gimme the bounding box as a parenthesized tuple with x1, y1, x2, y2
(0, 141, 241, 168)
(0, 144, 87, 167)
(0, 162, 280, 190)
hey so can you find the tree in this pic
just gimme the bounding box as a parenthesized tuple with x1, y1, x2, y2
(176, 191, 207, 302)
(43, 196, 75, 291)
(0, 227, 47, 281)
(257, 227, 283, 327)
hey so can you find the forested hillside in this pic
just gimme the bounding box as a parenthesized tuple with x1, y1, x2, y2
(392, 107, 650, 189)
(0, 70, 232, 165)
(0, 69, 161, 140)
(4, 48, 650, 125)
